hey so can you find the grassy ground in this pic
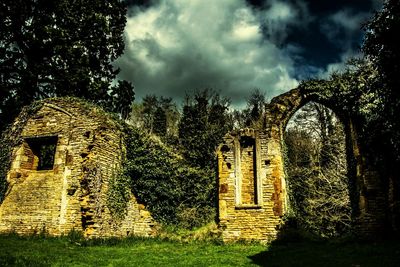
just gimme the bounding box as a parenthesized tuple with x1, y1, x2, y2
(0, 234, 399, 266)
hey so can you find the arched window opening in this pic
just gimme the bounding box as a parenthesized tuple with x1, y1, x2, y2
(284, 101, 351, 238)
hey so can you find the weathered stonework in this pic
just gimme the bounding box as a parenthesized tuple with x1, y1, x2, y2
(218, 87, 388, 242)
(218, 128, 286, 243)
(0, 99, 155, 238)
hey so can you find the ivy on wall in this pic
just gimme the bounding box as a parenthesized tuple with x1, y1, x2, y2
(120, 126, 216, 228)
(0, 101, 44, 203)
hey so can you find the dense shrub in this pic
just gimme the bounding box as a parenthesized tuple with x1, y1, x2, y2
(121, 126, 216, 228)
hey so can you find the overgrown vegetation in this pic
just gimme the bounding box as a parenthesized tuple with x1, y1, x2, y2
(106, 170, 131, 220)
(121, 125, 216, 228)
(114, 90, 233, 228)
(178, 90, 232, 170)
(1, 0, 400, 239)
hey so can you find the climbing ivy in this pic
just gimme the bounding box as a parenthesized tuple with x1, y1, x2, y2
(0, 101, 44, 203)
(107, 170, 131, 220)
(299, 59, 379, 121)
(121, 125, 216, 228)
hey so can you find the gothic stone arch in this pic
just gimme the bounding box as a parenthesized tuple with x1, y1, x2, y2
(218, 87, 387, 243)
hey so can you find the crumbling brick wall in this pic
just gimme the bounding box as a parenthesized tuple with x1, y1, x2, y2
(0, 99, 155, 237)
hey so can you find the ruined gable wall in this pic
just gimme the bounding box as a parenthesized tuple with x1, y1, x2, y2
(0, 100, 155, 237)
(0, 104, 76, 235)
(218, 129, 285, 243)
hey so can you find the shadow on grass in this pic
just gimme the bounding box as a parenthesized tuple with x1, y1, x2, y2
(248, 239, 400, 267)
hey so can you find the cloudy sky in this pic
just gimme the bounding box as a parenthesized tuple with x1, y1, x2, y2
(115, 0, 383, 107)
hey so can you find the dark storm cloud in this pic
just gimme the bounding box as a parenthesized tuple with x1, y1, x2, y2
(115, 0, 381, 106)
(115, 0, 301, 106)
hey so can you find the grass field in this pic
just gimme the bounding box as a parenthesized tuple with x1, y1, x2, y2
(0, 234, 400, 266)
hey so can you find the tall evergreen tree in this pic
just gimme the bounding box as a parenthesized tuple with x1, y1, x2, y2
(178, 90, 231, 170)
(153, 106, 167, 136)
(245, 89, 266, 127)
(141, 95, 158, 133)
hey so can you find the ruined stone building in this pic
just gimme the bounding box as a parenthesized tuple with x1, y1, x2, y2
(0, 88, 397, 242)
(218, 88, 390, 243)
(0, 99, 155, 237)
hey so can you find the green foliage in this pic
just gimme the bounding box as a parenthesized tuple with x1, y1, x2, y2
(0, 0, 134, 131)
(107, 170, 131, 220)
(362, 0, 400, 164)
(362, 0, 400, 229)
(244, 89, 267, 128)
(299, 60, 383, 160)
(0, 140, 10, 203)
(153, 106, 167, 136)
(178, 89, 232, 170)
(0, 96, 215, 228)
(299, 55, 400, 234)
(230, 89, 266, 130)
(363, 0, 400, 90)
(109, 80, 135, 120)
(122, 125, 216, 228)
(130, 95, 180, 138)
(299, 60, 378, 117)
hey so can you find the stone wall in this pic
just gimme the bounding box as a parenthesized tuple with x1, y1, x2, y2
(0, 99, 156, 237)
(218, 128, 285, 243)
(218, 87, 389, 242)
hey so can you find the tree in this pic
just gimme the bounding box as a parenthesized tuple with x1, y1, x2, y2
(362, 0, 400, 159)
(178, 89, 231, 170)
(363, 0, 400, 230)
(132, 95, 179, 138)
(232, 89, 266, 129)
(244, 89, 266, 127)
(153, 106, 167, 136)
(141, 95, 158, 133)
(156, 96, 180, 137)
(363, 0, 400, 94)
(0, 0, 134, 131)
(110, 80, 135, 120)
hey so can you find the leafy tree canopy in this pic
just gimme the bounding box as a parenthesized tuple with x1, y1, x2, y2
(362, 0, 400, 161)
(363, 0, 400, 92)
(0, 0, 134, 130)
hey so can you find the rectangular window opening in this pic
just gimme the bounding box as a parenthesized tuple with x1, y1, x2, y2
(234, 134, 262, 208)
(24, 136, 58, 171)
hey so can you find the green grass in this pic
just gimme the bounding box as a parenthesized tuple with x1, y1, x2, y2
(0, 235, 399, 266)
